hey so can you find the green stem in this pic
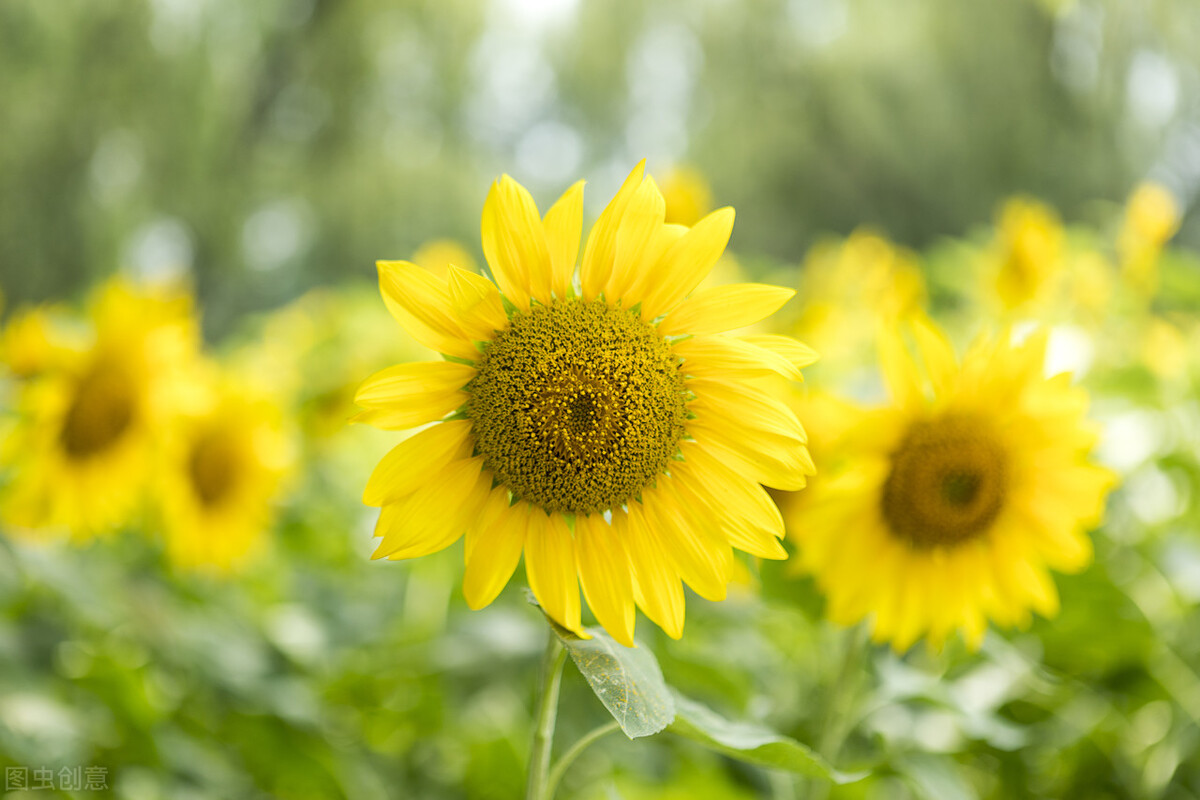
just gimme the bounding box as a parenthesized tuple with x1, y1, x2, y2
(526, 631, 568, 800)
(807, 625, 869, 800)
(544, 720, 620, 799)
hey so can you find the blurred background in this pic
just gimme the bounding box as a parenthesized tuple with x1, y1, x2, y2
(4, 0, 1200, 331)
(2, 0, 1200, 798)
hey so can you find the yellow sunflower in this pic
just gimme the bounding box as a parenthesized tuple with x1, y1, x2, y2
(1118, 181, 1180, 300)
(989, 197, 1065, 312)
(412, 238, 479, 280)
(355, 162, 817, 645)
(1, 279, 198, 538)
(783, 315, 1115, 651)
(157, 363, 291, 572)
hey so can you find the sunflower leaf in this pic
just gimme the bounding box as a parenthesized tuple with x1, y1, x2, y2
(527, 591, 675, 738)
(668, 692, 867, 783)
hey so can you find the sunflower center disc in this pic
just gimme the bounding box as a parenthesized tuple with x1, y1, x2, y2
(60, 362, 138, 459)
(880, 413, 1008, 549)
(188, 429, 241, 508)
(468, 299, 687, 515)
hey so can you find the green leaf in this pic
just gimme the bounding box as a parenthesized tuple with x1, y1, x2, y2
(556, 625, 677, 739)
(527, 592, 675, 739)
(668, 692, 866, 783)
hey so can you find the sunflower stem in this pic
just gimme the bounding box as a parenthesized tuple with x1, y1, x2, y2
(526, 630, 568, 800)
(806, 624, 869, 800)
(545, 720, 620, 798)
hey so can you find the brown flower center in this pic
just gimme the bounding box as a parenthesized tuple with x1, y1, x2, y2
(467, 299, 687, 514)
(880, 413, 1008, 549)
(59, 362, 138, 459)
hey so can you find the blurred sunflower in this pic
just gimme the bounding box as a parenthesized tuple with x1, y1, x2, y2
(412, 238, 479, 279)
(989, 197, 1065, 312)
(1118, 181, 1180, 299)
(793, 230, 925, 365)
(158, 364, 290, 572)
(660, 165, 714, 226)
(784, 315, 1115, 651)
(355, 162, 817, 644)
(1, 280, 197, 537)
(0, 305, 71, 379)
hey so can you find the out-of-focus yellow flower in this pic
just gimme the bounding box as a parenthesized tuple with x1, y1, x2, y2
(1140, 316, 1193, 381)
(1066, 251, 1115, 322)
(411, 238, 478, 279)
(784, 315, 1115, 651)
(794, 230, 926, 365)
(660, 165, 713, 227)
(1119, 182, 1181, 299)
(158, 363, 291, 572)
(990, 198, 1065, 312)
(0, 306, 74, 379)
(1, 279, 199, 538)
(248, 286, 433, 442)
(357, 162, 817, 644)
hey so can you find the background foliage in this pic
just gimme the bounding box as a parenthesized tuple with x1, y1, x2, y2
(2, 0, 1200, 798)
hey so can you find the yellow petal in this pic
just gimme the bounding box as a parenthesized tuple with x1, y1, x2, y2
(687, 377, 807, 443)
(446, 265, 508, 341)
(481, 176, 552, 308)
(376, 260, 477, 360)
(363, 420, 474, 506)
(674, 441, 786, 543)
(644, 486, 729, 602)
(908, 312, 957, 395)
(463, 490, 528, 609)
(525, 507, 584, 634)
(671, 473, 788, 559)
(574, 513, 636, 647)
(581, 161, 646, 301)
(659, 283, 794, 336)
(687, 419, 812, 491)
(876, 326, 924, 408)
(386, 465, 491, 560)
(638, 207, 735, 320)
(622, 502, 685, 639)
(543, 180, 585, 299)
(372, 457, 485, 558)
(605, 176, 666, 303)
(674, 335, 803, 381)
(738, 334, 820, 372)
(353, 362, 474, 430)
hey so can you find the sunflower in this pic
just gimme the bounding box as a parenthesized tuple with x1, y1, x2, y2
(355, 163, 817, 645)
(1, 279, 198, 538)
(988, 198, 1065, 312)
(1118, 181, 1180, 300)
(782, 315, 1115, 651)
(157, 364, 290, 572)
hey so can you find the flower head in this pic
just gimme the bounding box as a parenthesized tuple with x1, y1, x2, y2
(157, 362, 291, 572)
(356, 163, 817, 644)
(990, 198, 1065, 312)
(783, 315, 1115, 651)
(1, 279, 198, 537)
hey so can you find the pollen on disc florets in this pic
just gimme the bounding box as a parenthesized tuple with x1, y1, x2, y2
(880, 413, 1009, 549)
(467, 298, 688, 515)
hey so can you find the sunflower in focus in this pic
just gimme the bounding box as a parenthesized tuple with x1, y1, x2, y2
(1, 280, 197, 537)
(783, 315, 1115, 651)
(157, 364, 290, 572)
(355, 162, 817, 644)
